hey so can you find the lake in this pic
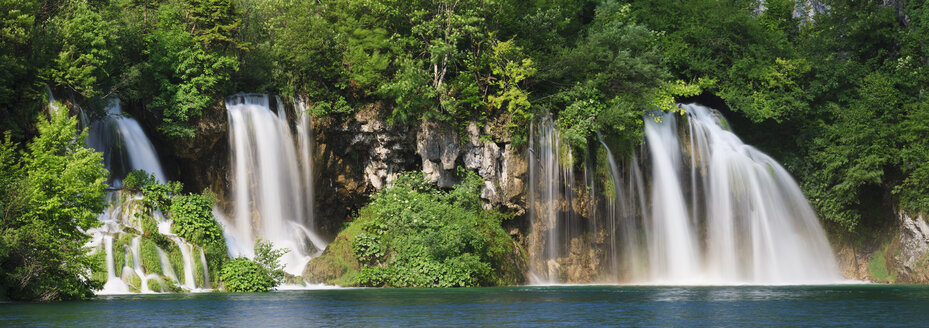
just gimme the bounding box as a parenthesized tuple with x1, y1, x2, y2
(3, 285, 929, 327)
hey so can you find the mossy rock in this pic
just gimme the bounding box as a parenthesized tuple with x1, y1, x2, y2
(868, 242, 897, 283)
(124, 272, 142, 293)
(90, 248, 109, 283)
(147, 278, 164, 292)
(140, 238, 163, 276)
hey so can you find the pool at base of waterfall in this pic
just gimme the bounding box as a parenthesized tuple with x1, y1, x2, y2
(3, 285, 929, 327)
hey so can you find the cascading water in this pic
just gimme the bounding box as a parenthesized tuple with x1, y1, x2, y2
(528, 117, 593, 284)
(85, 98, 166, 186)
(529, 104, 841, 284)
(59, 94, 211, 293)
(224, 93, 327, 275)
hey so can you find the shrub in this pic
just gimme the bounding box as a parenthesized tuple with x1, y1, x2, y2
(254, 239, 288, 286)
(169, 192, 224, 249)
(123, 170, 158, 191)
(220, 258, 274, 292)
(310, 171, 526, 288)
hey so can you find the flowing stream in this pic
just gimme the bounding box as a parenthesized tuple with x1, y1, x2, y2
(529, 104, 841, 284)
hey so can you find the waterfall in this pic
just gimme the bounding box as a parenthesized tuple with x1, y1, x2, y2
(528, 117, 591, 284)
(85, 98, 167, 186)
(529, 104, 841, 284)
(224, 93, 326, 276)
(643, 113, 701, 282)
(53, 91, 209, 294)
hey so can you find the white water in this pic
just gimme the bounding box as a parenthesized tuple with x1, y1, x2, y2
(643, 114, 701, 282)
(48, 90, 209, 294)
(85, 98, 166, 185)
(528, 117, 583, 284)
(158, 247, 180, 285)
(530, 104, 841, 284)
(225, 93, 326, 275)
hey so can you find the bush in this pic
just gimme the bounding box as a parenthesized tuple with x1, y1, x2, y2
(254, 239, 288, 286)
(169, 192, 224, 249)
(220, 258, 275, 292)
(309, 171, 526, 288)
(123, 170, 158, 191)
(0, 110, 107, 301)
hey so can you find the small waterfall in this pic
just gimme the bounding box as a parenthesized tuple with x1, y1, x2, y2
(597, 135, 648, 282)
(199, 248, 211, 289)
(99, 235, 129, 293)
(158, 247, 180, 285)
(528, 117, 590, 284)
(529, 104, 841, 284)
(49, 89, 210, 293)
(225, 93, 326, 275)
(85, 98, 167, 185)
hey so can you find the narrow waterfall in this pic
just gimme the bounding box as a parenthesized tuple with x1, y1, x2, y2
(85, 98, 167, 186)
(529, 104, 841, 284)
(224, 93, 326, 275)
(528, 117, 591, 284)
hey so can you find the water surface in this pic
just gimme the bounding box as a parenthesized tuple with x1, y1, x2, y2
(3, 285, 928, 327)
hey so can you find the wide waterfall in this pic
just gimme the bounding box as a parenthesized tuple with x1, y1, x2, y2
(224, 93, 326, 275)
(528, 104, 841, 285)
(73, 96, 210, 293)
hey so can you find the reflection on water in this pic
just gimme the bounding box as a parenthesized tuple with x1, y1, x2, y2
(3, 285, 929, 327)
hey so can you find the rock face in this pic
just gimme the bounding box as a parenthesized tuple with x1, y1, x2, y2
(897, 211, 929, 281)
(122, 98, 230, 204)
(312, 103, 418, 237)
(414, 119, 528, 214)
(831, 209, 929, 283)
(314, 110, 530, 238)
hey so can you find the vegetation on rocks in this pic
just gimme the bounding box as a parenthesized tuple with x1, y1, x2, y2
(306, 171, 526, 287)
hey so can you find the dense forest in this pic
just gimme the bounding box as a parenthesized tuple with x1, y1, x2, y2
(2, 0, 928, 300)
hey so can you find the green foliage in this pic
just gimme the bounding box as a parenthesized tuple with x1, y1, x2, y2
(488, 40, 536, 127)
(0, 109, 108, 301)
(539, 1, 675, 154)
(49, 0, 117, 98)
(868, 243, 896, 283)
(123, 169, 159, 191)
(220, 258, 274, 292)
(339, 171, 524, 287)
(254, 239, 288, 286)
(138, 179, 183, 212)
(140, 237, 163, 276)
(169, 192, 224, 250)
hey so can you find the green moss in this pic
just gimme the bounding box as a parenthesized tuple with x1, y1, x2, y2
(868, 243, 897, 283)
(147, 278, 164, 292)
(167, 243, 185, 285)
(193, 246, 205, 288)
(90, 248, 108, 283)
(113, 236, 129, 276)
(304, 223, 363, 286)
(125, 272, 141, 293)
(140, 237, 163, 276)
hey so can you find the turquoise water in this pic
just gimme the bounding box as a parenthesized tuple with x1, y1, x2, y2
(3, 285, 929, 327)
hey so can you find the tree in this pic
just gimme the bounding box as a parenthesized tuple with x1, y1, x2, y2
(0, 109, 108, 301)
